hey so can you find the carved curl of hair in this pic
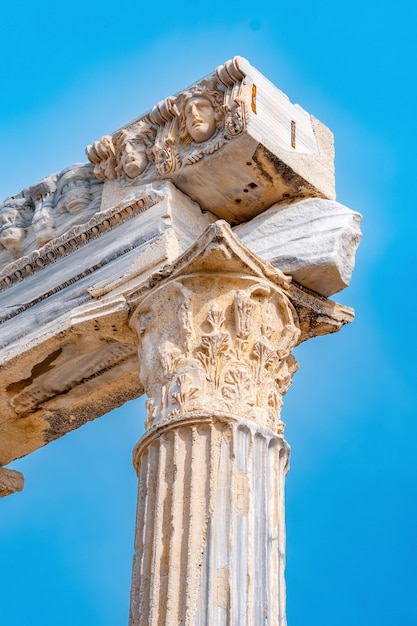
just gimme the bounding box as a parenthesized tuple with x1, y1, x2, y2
(177, 86, 225, 145)
(86, 135, 117, 181)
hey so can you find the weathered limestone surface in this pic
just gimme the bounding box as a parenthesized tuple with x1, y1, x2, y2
(0, 164, 102, 266)
(0, 466, 24, 497)
(131, 415, 288, 626)
(0, 57, 360, 471)
(0, 182, 215, 466)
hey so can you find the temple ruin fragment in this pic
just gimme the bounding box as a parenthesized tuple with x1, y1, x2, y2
(0, 57, 361, 624)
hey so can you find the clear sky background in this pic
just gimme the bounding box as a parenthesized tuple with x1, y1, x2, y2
(1, 1, 416, 624)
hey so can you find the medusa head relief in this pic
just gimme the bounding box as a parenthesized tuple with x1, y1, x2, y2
(115, 122, 156, 181)
(178, 87, 225, 145)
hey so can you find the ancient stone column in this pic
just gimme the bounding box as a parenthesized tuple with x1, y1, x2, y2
(127, 221, 351, 625)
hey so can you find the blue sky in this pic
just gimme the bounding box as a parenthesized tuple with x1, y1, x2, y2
(1, 1, 416, 624)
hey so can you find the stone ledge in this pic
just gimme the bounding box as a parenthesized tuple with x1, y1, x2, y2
(0, 467, 24, 498)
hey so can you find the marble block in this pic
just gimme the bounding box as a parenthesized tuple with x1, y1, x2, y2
(235, 197, 362, 296)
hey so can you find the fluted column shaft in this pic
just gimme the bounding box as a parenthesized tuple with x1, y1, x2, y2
(130, 414, 289, 626)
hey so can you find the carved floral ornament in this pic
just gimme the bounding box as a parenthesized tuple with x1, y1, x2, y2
(125, 219, 354, 434)
(86, 57, 251, 183)
(131, 275, 300, 434)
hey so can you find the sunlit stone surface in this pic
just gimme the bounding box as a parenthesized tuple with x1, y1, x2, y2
(0, 56, 361, 626)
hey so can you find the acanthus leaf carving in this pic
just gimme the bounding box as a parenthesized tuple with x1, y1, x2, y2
(169, 373, 201, 416)
(132, 268, 300, 431)
(195, 304, 232, 391)
(221, 366, 255, 412)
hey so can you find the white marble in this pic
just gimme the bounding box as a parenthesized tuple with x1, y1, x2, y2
(235, 197, 362, 296)
(0, 164, 103, 270)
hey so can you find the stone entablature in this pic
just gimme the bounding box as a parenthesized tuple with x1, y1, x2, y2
(0, 218, 353, 467)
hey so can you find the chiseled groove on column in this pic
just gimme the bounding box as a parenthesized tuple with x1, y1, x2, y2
(175, 426, 191, 623)
(184, 425, 198, 624)
(129, 447, 149, 625)
(131, 414, 290, 625)
(277, 445, 290, 626)
(141, 440, 160, 624)
(213, 422, 233, 625)
(164, 429, 181, 624)
(129, 442, 158, 626)
(148, 436, 168, 624)
(252, 433, 268, 626)
(205, 422, 217, 624)
(267, 439, 280, 626)
(185, 424, 211, 625)
(246, 426, 255, 626)
(232, 425, 250, 626)
(158, 434, 175, 625)
(195, 419, 222, 625)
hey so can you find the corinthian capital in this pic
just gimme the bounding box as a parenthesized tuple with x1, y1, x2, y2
(128, 221, 351, 434)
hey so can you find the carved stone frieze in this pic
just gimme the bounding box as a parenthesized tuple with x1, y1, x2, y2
(0, 59, 358, 506)
(0, 164, 103, 270)
(87, 120, 157, 183)
(87, 59, 249, 192)
(87, 57, 336, 222)
(0, 184, 162, 295)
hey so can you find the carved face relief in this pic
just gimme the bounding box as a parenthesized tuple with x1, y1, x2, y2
(59, 182, 91, 215)
(54, 165, 102, 216)
(0, 199, 32, 254)
(0, 225, 25, 254)
(120, 135, 148, 179)
(32, 207, 55, 247)
(184, 96, 216, 143)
